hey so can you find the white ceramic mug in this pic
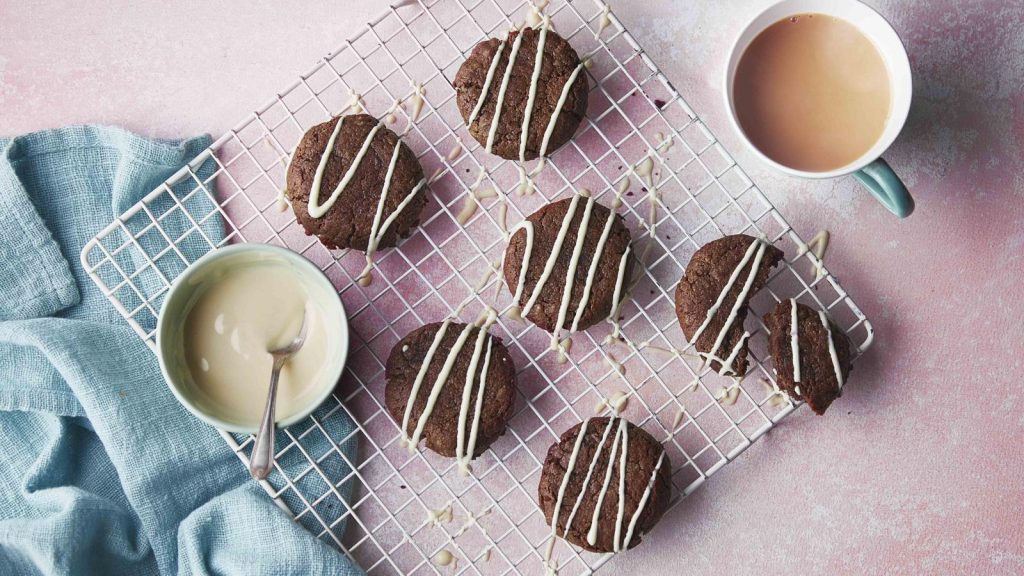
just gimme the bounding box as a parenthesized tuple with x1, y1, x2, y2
(724, 0, 914, 217)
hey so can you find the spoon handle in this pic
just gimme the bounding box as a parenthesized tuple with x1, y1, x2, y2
(249, 357, 285, 480)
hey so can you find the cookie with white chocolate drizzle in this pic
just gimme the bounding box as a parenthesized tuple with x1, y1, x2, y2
(502, 194, 633, 339)
(454, 18, 588, 161)
(675, 234, 784, 376)
(538, 416, 671, 554)
(384, 317, 517, 471)
(287, 114, 428, 261)
(763, 299, 853, 414)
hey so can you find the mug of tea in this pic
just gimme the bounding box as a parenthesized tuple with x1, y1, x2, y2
(724, 0, 914, 217)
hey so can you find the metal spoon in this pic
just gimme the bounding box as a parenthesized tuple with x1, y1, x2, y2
(249, 307, 310, 480)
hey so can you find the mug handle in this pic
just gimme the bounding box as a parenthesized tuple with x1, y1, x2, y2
(853, 158, 914, 218)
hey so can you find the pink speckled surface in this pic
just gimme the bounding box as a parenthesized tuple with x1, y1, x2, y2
(2, 0, 1022, 574)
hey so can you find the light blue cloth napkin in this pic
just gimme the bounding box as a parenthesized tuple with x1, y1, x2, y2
(0, 126, 362, 576)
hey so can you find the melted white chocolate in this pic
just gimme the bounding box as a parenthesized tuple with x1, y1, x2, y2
(183, 262, 329, 427)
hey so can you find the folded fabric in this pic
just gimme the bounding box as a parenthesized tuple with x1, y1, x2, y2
(0, 126, 362, 576)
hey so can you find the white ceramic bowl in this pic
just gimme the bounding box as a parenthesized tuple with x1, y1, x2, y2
(156, 244, 347, 433)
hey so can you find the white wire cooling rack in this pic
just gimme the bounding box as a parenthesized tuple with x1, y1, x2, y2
(80, 1, 874, 574)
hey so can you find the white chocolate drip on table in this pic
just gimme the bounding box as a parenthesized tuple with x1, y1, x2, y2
(594, 390, 629, 415)
(716, 385, 740, 406)
(596, 5, 611, 38)
(446, 142, 463, 162)
(427, 502, 453, 526)
(408, 82, 426, 123)
(433, 549, 455, 567)
(456, 169, 488, 226)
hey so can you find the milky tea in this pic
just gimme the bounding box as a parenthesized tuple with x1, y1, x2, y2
(733, 14, 891, 172)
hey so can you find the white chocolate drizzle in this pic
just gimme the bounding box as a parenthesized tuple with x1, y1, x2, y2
(534, 62, 585, 169)
(542, 416, 667, 559)
(790, 299, 801, 383)
(570, 199, 618, 332)
(456, 314, 496, 475)
(510, 193, 630, 350)
(518, 194, 582, 317)
(357, 139, 409, 285)
(357, 176, 428, 286)
(519, 15, 550, 161)
(819, 309, 844, 390)
(549, 195, 596, 349)
(545, 418, 591, 573)
(400, 306, 499, 468)
(620, 451, 666, 548)
(585, 418, 627, 546)
(468, 40, 507, 126)
(308, 117, 382, 218)
(485, 28, 526, 152)
(688, 238, 769, 368)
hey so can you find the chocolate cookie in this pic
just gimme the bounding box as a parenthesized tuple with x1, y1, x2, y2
(764, 300, 854, 415)
(538, 416, 671, 554)
(675, 234, 784, 376)
(503, 194, 633, 334)
(286, 113, 427, 251)
(454, 20, 588, 161)
(385, 321, 516, 469)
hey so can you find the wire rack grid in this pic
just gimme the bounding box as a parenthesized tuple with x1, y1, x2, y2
(79, 0, 874, 574)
